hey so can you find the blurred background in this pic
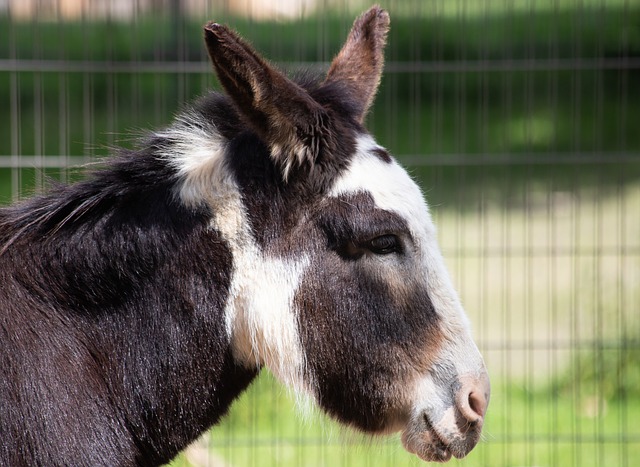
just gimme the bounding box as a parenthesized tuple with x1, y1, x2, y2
(1, 0, 639, 466)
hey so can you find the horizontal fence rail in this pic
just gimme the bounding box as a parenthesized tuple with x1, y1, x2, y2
(2, 57, 640, 74)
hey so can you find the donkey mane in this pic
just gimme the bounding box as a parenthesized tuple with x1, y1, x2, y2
(0, 95, 255, 462)
(0, 74, 362, 253)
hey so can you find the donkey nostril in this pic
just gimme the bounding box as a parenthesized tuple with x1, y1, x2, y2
(457, 373, 490, 424)
(468, 391, 487, 419)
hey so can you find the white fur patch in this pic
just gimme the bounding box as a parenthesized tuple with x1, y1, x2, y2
(157, 110, 310, 394)
(223, 236, 311, 393)
(155, 110, 230, 208)
(330, 134, 485, 392)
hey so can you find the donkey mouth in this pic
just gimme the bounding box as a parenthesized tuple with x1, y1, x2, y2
(400, 413, 481, 463)
(401, 425, 452, 462)
(401, 418, 453, 462)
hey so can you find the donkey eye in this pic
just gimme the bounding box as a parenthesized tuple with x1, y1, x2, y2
(365, 234, 401, 255)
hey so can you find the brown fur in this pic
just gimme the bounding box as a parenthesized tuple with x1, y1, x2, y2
(203, 6, 390, 178)
(325, 5, 390, 122)
(204, 22, 330, 178)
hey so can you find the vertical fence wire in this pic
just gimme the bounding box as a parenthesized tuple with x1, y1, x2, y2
(0, 1, 638, 466)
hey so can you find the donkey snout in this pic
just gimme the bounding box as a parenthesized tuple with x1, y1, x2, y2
(401, 369, 490, 462)
(455, 372, 490, 426)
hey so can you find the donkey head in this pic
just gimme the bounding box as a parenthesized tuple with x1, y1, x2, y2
(196, 6, 489, 462)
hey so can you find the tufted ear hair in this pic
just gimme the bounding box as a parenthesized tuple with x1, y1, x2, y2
(204, 22, 328, 180)
(325, 5, 390, 123)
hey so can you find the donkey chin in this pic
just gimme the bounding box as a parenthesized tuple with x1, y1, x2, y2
(401, 371, 491, 462)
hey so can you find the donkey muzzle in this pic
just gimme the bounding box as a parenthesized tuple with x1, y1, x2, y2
(402, 371, 490, 462)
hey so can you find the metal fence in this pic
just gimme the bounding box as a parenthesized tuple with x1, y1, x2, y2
(1, 1, 639, 466)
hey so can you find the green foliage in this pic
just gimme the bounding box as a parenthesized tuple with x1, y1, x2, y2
(1, 5, 639, 163)
(1, 6, 638, 63)
(550, 340, 640, 402)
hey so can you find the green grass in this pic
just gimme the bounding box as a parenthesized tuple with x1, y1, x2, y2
(167, 371, 640, 467)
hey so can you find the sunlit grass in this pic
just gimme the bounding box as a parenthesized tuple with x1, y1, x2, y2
(168, 372, 640, 467)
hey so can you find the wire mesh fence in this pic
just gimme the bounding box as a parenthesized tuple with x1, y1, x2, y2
(1, 0, 638, 466)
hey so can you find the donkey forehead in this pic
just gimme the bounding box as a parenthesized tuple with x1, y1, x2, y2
(330, 134, 434, 237)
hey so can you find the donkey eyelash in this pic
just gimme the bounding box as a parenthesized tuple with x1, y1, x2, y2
(334, 233, 403, 259)
(362, 234, 402, 255)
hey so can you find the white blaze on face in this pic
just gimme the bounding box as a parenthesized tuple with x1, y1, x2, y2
(330, 134, 486, 399)
(161, 114, 310, 395)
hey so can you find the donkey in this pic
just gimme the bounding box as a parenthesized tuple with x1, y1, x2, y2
(0, 6, 489, 465)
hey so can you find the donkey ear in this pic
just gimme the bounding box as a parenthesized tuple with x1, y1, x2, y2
(204, 22, 328, 179)
(325, 6, 390, 123)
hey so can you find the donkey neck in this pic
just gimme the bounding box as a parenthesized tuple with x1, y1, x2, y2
(0, 154, 258, 462)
